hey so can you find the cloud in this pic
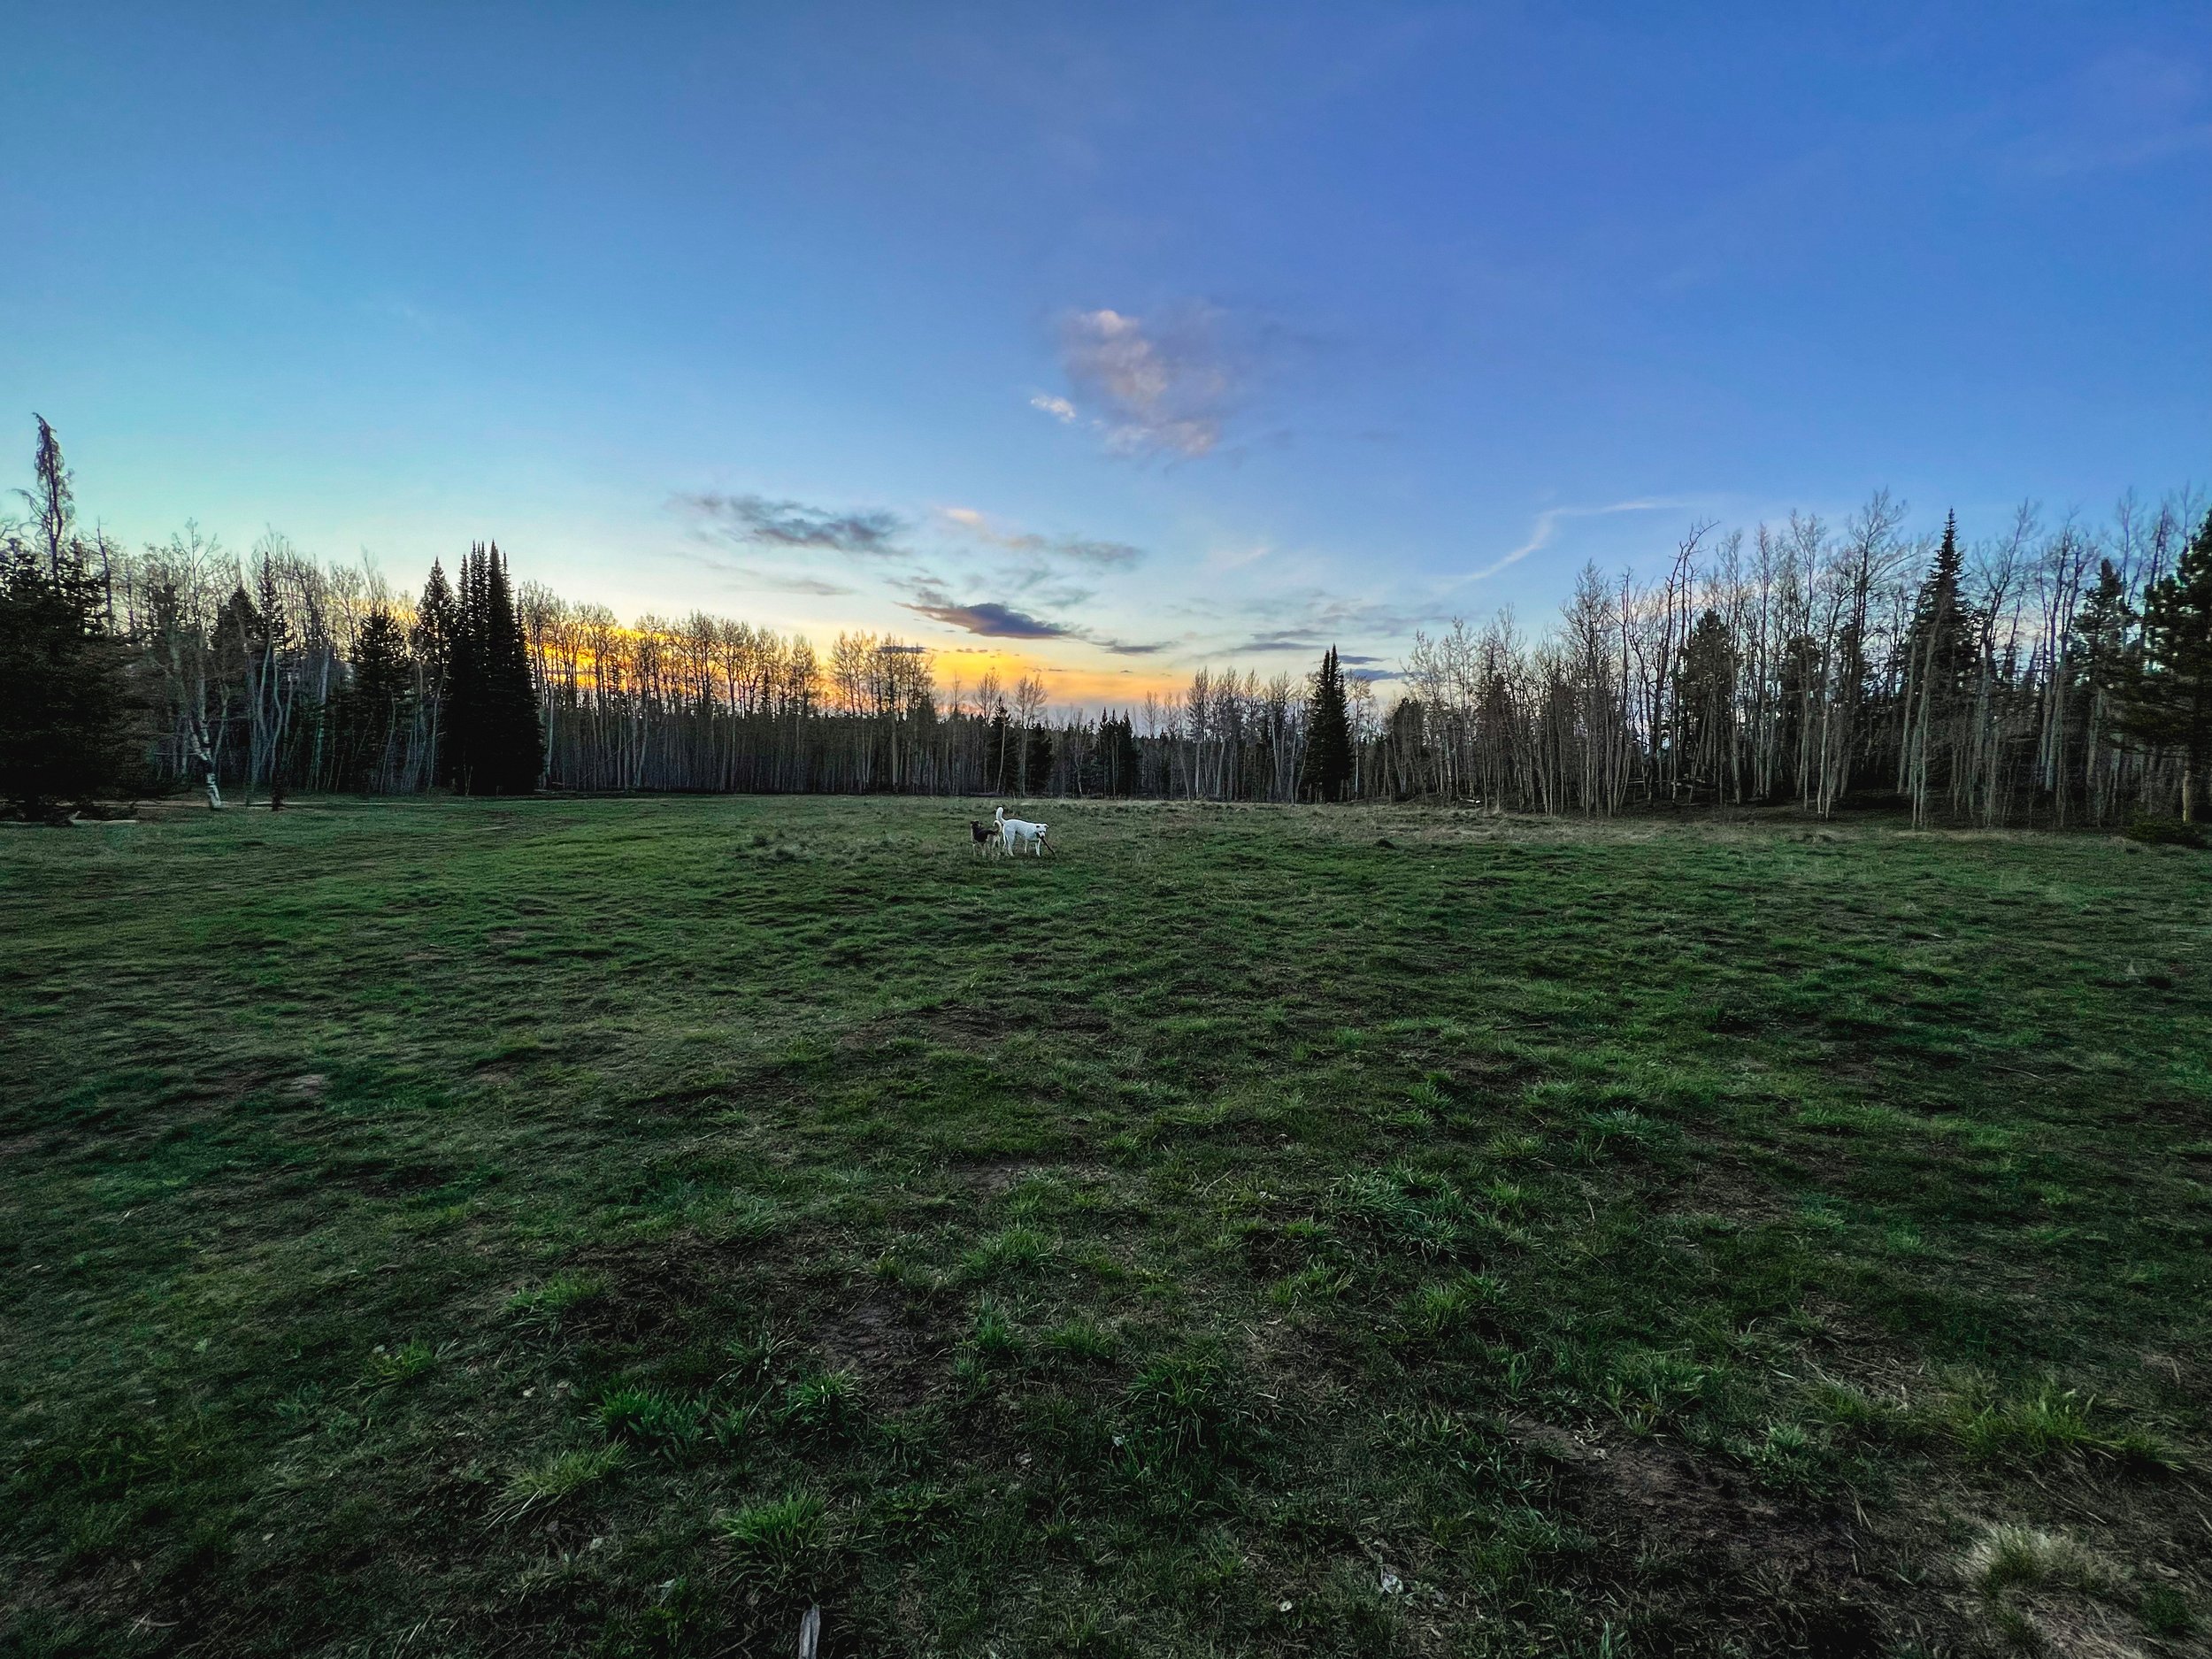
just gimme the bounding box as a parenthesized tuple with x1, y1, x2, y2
(1456, 499, 1676, 585)
(676, 491, 906, 558)
(1040, 304, 1237, 458)
(906, 598, 1076, 641)
(670, 551, 857, 596)
(1233, 631, 1333, 654)
(901, 578, 1168, 656)
(937, 505, 1144, 569)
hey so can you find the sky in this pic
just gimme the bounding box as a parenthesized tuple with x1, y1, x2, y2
(4, 3, 2208, 703)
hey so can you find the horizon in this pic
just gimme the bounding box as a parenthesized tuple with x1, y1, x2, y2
(6, 4, 2208, 705)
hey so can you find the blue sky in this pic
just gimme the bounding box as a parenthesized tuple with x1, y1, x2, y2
(5, 4, 2208, 699)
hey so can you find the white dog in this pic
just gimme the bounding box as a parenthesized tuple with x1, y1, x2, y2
(993, 804, 1049, 856)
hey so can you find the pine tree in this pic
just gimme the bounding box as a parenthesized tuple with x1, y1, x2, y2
(2127, 511, 2212, 823)
(0, 418, 135, 818)
(1302, 646, 1353, 802)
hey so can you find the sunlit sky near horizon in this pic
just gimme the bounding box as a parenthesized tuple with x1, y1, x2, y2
(5, 4, 2208, 703)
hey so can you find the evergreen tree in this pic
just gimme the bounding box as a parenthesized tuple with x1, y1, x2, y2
(985, 698, 1012, 794)
(442, 542, 542, 795)
(2127, 510, 2212, 822)
(414, 558, 457, 785)
(1024, 721, 1056, 795)
(478, 543, 542, 793)
(2069, 560, 2136, 702)
(1100, 711, 1141, 795)
(1672, 607, 1736, 797)
(0, 418, 134, 818)
(340, 605, 410, 789)
(1908, 511, 1979, 696)
(1302, 646, 1353, 802)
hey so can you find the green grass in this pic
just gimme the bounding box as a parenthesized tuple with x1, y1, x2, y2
(4, 795, 2210, 1655)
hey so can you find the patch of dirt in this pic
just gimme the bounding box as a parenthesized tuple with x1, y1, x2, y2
(1657, 1153, 1801, 1229)
(947, 1157, 1116, 1199)
(1519, 1417, 1947, 1658)
(336, 1158, 461, 1199)
(284, 1073, 327, 1102)
(813, 1294, 943, 1409)
(558, 1236, 767, 1348)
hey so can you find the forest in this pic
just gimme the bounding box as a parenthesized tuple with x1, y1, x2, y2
(6, 416, 2212, 826)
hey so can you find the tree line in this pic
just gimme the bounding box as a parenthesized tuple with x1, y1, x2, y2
(4, 416, 2209, 825)
(1396, 492, 2212, 826)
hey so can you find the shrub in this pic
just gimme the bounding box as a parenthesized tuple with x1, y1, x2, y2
(2124, 816, 2205, 849)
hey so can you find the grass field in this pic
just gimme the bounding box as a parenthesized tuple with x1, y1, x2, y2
(4, 797, 2210, 1658)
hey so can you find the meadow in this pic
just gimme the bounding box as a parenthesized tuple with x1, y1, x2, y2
(3, 797, 2208, 1658)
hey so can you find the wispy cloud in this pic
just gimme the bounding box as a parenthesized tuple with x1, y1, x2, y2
(1455, 499, 1676, 585)
(676, 491, 906, 558)
(2010, 50, 2212, 177)
(664, 550, 857, 597)
(939, 505, 1144, 569)
(1039, 304, 1238, 458)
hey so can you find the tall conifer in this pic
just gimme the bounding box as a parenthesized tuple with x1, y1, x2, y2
(1302, 646, 1353, 802)
(2127, 511, 2212, 822)
(0, 418, 134, 818)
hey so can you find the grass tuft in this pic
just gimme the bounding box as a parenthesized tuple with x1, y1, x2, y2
(363, 1339, 439, 1386)
(1966, 1523, 2120, 1597)
(490, 1443, 627, 1522)
(719, 1491, 835, 1587)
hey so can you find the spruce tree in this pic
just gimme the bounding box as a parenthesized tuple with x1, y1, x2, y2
(1025, 721, 1055, 795)
(0, 418, 135, 818)
(1908, 511, 1978, 695)
(1102, 711, 1141, 795)
(985, 699, 1012, 794)
(1302, 646, 1353, 802)
(2070, 561, 2135, 703)
(2127, 510, 2212, 823)
(413, 558, 456, 785)
(441, 542, 541, 795)
(478, 544, 542, 793)
(341, 605, 410, 789)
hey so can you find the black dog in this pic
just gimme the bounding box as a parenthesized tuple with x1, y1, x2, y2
(969, 819, 998, 856)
